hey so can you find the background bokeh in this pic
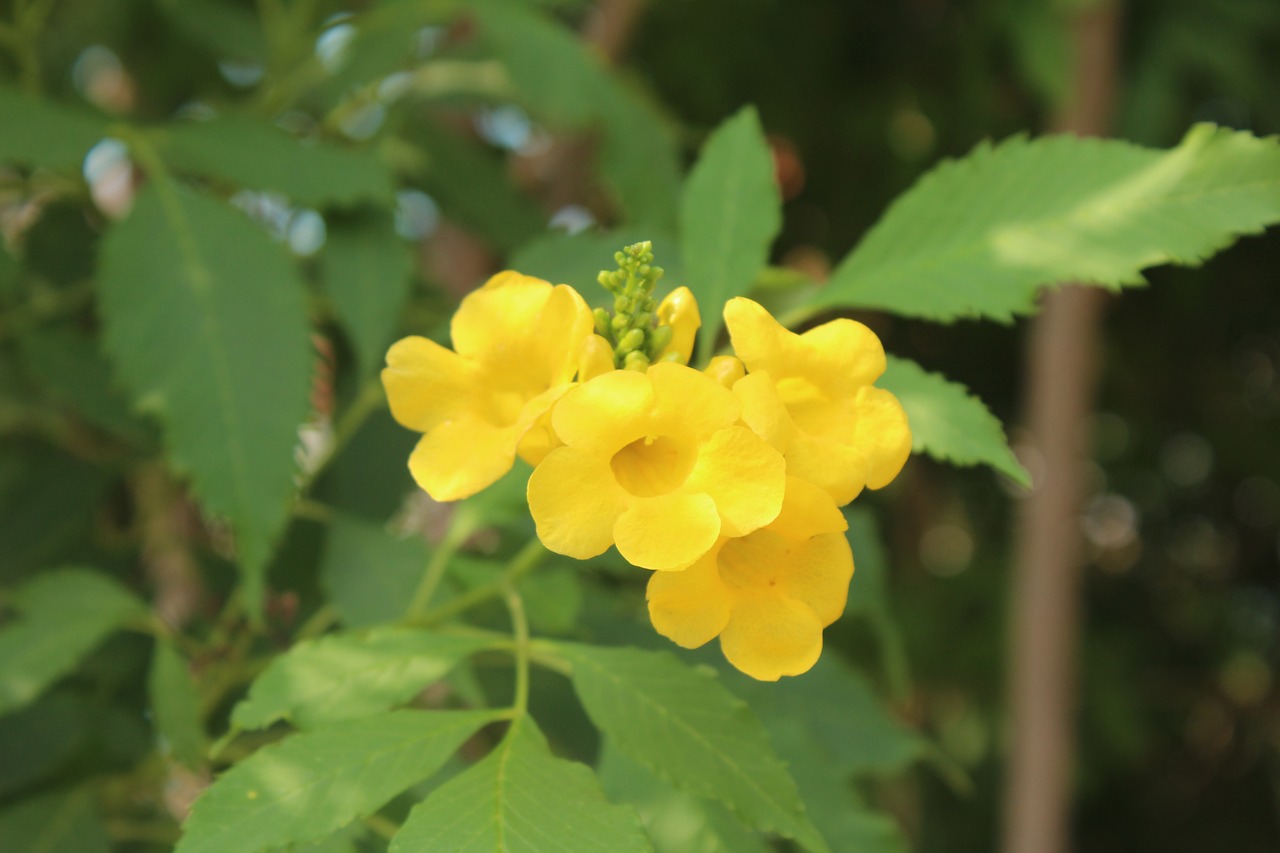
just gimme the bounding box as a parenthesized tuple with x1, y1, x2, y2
(2, 0, 1279, 850)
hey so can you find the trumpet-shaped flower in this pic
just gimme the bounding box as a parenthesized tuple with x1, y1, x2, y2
(382, 272, 592, 502)
(646, 477, 853, 681)
(725, 297, 911, 505)
(527, 361, 786, 571)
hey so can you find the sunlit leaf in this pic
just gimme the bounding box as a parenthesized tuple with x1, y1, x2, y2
(231, 628, 493, 730)
(556, 643, 829, 853)
(99, 182, 312, 611)
(148, 639, 206, 767)
(598, 741, 771, 853)
(680, 106, 781, 353)
(818, 124, 1280, 321)
(0, 88, 106, 170)
(391, 715, 651, 853)
(176, 710, 499, 853)
(0, 568, 145, 715)
(880, 355, 1029, 485)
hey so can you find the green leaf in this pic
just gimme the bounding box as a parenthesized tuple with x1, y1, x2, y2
(598, 84, 683, 232)
(0, 787, 109, 853)
(390, 715, 651, 853)
(176, 710, 498, 853)
(155, 0, 267, 61)
(16, 326, 154, 444)
(0, 568, 145, 715)
(231, 627, 493, 731)
(556, 643, 829, 853)
(159, 117, 394, 207)
(473, 0, 607, 128)
(321, 514, 425, 627)
(0, 88, 106, 170)
(406, 117, 546, 252)
(98, 181, 312, 610)
(880, 355, 1029, 486)
(319, 211, 413, 376)
(0, 693, 93, 797)
(818, 124, 1280, 321)
(598, 741, 771, 853)
(680, 107, 782, 353)
(148, 639, 206, 767)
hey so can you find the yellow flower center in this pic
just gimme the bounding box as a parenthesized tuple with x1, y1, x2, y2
(610, 434, 695, 497)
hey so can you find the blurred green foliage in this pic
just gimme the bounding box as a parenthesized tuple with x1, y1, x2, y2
(1, 0, 1279, 851)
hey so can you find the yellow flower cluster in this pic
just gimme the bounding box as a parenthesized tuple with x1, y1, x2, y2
(382, 244, 911, 680)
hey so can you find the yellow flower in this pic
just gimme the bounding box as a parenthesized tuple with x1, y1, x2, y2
(527, 361, 786, 571)
(725, 297, 911, 505)
(646, 476, 853, 681)
(655, 286, 701, 364)
(382, 272, 592, 502)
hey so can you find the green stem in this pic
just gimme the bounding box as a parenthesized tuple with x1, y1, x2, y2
(295, 381, 386, 496)
(295, 604, 340, 640)
(407, 537, 549, 628)
(404, 509, 478, 619)
(503, 585, 530, 715)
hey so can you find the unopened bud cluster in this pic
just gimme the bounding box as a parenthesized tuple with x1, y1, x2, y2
(593, 241, 676, 370)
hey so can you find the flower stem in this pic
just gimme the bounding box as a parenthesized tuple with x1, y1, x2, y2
(406, 537, 549, 628)
(502, 585, 530, 716)
(404, 509, 478, 620)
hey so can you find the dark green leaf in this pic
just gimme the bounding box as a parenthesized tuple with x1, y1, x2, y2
(680, 107, 781, 353)
(407, 117, 546, 252)
(148, 639, 206, 767)
(176, 710, 499, 853)
(319, 211, 413, 376)
(321, 514, 425, 627)
(0, 787, 109, 853)
(159, 117, 393, 207)
(0, 692, 93, 797)
(390, 715, 651, 853)
(99, 182, 312, 611)
(818, 124, 1280, 321)
(880, 355, 1029, 486)
(17, 326, 154, 443)
(0, 88, 106, 171)
(473, 0, 606, 127)
(0, 568, 145, 715)
(231, 628, 494, 730)
(155, 0, 267, 61)
(598, 83, 683, 232)
(556, 643, 828, 853)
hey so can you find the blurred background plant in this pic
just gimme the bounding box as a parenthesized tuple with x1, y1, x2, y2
(1, 0, 1279, 851)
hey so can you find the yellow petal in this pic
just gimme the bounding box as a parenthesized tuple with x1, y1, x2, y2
(382, 336, 477, 432)
(647, 361, 739, 439)
(614, 492, 720, 571)
(514, 385, 572, 466)
(449, 272, 553, 363)
(785, 430, 869, 506)
(527, 284, 594, 386)
(683, 426, 785, 538)
(782, 532, 853, 627)
(578, 334, 616, 382)
(723, 297, 787, 374)
(646, 550, 731, 648)
(408, 416, 517, 502)
(768, 476, 848, 540)
(732, 371, 796, 453)
(656, 286, 701, 364)
(852, 386, 912, 489)
(552, 369, 653, 453)
(719, 591, 824, 681)
(704, 356, 745, 389)
(527, 447, 629, 559)
(797, 318, 886, 391)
